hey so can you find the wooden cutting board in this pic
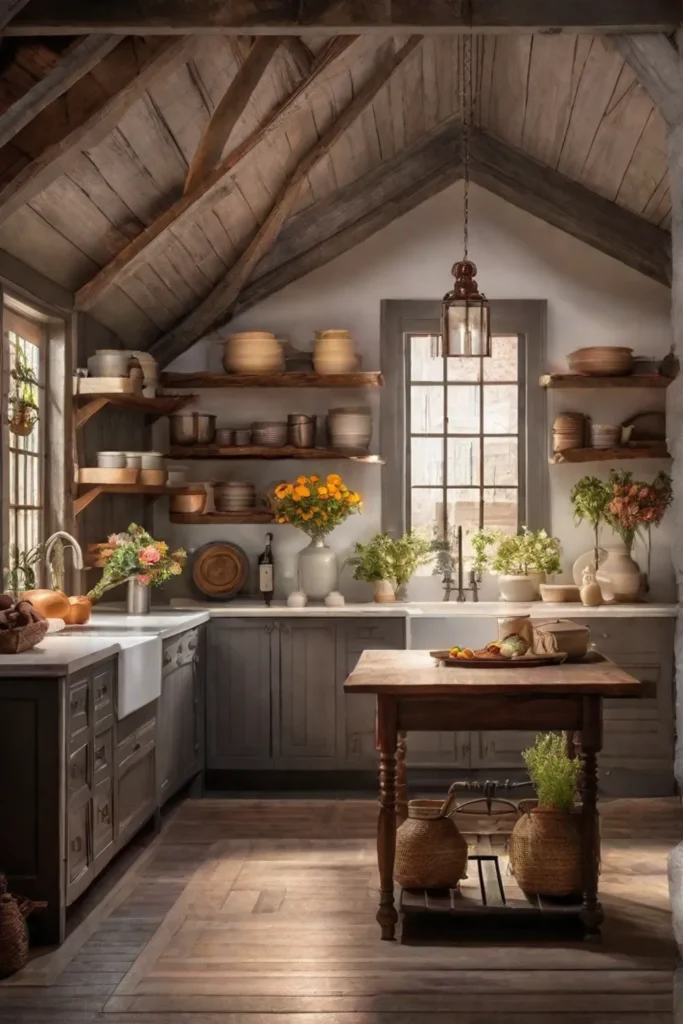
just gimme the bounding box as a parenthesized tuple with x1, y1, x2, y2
(192, 542, 248, 599)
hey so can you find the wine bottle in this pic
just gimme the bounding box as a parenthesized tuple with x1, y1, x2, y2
(258, 532, 274, 606)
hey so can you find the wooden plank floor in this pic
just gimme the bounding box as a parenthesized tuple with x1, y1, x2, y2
(0, 797, 679, 1024)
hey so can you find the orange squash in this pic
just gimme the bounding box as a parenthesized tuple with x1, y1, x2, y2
(20, 589, 70, 620)
(64, 596, 92, 625)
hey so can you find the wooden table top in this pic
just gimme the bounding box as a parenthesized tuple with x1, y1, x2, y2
(343, 650, 643, 697)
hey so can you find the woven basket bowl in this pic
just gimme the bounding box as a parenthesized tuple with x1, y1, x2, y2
(395, 799, 469, 890)
(509, 807, 582, 896)
(0, 619, 48, 655)
(0, 894, 28, 978)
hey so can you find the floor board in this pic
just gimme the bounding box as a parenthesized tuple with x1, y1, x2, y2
(0, 796, 678, 1023)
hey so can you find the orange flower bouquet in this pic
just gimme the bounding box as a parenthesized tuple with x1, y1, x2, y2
(272, 473, 361, 537)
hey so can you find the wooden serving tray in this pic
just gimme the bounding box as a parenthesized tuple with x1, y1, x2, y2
(78, 467, 139, 484)
(429, 650, 568, 669)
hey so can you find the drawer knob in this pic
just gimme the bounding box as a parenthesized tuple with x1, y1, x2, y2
(69, 763, 82, 779)
(71, 836, 83, 853)
(98, 803, 110, 823)
(133, 742, 141, 752)
(95, 745, 106, 763)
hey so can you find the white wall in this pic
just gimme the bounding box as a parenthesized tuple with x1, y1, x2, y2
(157, 182, 675, 601)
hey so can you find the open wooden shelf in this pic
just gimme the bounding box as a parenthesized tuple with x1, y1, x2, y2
(168, 444, 384, 463)
(74, 483, 188, 516)
(550, 444, 670, 464)
(160, 370, 384, 389)
(170, 510, 274, 525)
(75, 393, 195, 430)
(540, 373, 670, 390)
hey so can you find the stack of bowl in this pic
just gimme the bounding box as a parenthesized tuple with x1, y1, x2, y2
(327, 407, 372, 451)
(552, 413, 585, 452)
(590, 423, 621, 450)
(251, 421, 287, 447)
(214, 482, 256, 513)
(223, 332, 284, 374)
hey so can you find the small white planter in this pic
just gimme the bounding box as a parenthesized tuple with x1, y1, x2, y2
(498, 575, 540, 602)
(373, 579, 397, 603)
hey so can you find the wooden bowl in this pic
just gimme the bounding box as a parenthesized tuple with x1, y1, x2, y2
(567, 347, 633, 377)
(539, 584, 581, 603)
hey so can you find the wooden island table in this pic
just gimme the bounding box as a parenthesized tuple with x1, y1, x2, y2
(343, 649, 643, 941)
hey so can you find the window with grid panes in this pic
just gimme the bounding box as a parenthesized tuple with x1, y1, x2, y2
(406, 332, 522, 564)
(3, 306, 47, 569)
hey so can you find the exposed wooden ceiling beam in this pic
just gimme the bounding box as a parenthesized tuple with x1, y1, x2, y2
(0, 36, 121, 150)
(0, 37, 193, 228)
(184, 36, 283, 195)
(0, 0, 28, 31)
(74, 35, 356, 313)
(4, 0, 678, 35)
(148, 35, 423, 366)
(469, 131, 671, 286)
(610, 34, 683, 127)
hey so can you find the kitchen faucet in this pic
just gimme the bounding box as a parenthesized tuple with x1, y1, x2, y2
(44, 531, 84, 591)
(442, 525, 479, 602)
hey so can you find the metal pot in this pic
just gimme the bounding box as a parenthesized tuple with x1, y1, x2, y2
(169, 488, 208, 514)
(169, 413, 216, 445)
(287, 414, 316, 448)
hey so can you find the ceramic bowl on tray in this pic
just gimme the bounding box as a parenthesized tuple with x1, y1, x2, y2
(567, 346, 633, 377)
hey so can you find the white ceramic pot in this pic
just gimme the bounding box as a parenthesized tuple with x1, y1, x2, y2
(97, 451, 126, 469)
(87, 349, 132, 377)
(314, 332, 356, 374)
(298, 537, 338, 601)
(596, 544, 642, 603)
(373, 579, 396, 604)
(498, 575, 540, 602)
(140, 452, 165, 469)
(224, 333, 283, 374)
(527, 571, 546, 597)
(327, 407, 372, 450)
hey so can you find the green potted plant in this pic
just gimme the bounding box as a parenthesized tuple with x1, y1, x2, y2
(347, 531, 432, 603)
(8, 344, 39, 437)
(3, 544, 43, 595)
(570, 476, 610, 573)
(471, 526, 561, 602)
(509, 733, 582, 896)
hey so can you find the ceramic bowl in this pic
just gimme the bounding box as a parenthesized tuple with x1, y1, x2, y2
(97, 451, 126, 469)
(539, 584, 581, 603)
(567, 346, 633, 377)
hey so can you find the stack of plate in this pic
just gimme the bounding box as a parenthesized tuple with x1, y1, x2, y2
(251, 421, 287, 447)
(214, 481, 256, 512)
(552, 413, 585, 452)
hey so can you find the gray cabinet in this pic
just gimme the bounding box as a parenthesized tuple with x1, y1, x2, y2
(278, 621, 337, 765)
(158, 628, 203, 805)
(206, 619, 275, 768)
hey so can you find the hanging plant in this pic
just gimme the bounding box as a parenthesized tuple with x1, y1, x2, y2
(8, 344, 39, 437)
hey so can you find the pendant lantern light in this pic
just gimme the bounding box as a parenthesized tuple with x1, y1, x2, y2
(441, 34, 491, 359)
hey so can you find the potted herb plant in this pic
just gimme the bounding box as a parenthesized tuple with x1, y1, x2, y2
(87, 524, 186, 614)
(347, 531, 432, 602)
(471, 527, 561, 602)
(509, 733, 582, 896)
(3, 544, 43, 595)
(8, 344, 39, 437)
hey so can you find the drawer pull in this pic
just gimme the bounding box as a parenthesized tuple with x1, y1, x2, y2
(98, 803, 110, 823)
(133, 742, 141, 752)
(96, 685, 108, 701)
(71, 836, 83, 853)
(70, 699, 80, 712)
(95, 745, 106, 763)
(69, 762, 82, 779)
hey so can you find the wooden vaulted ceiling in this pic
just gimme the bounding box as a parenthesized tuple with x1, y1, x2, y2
(0, 30, 672, 364)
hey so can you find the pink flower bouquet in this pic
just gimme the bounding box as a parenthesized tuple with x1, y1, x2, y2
(87, 524, 186, 602)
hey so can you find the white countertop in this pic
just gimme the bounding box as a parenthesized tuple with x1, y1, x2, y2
(85, 610, 210, 637)
(0, 636, 122, 676)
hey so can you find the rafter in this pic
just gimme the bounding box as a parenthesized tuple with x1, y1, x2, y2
(148, 35, 423, 366)
(610, 35, 683, 127)
(5, 0, 679, 35)
(0, 0, 29, 30)
(0, 36, 121, 150)
(469, 131, 671, 286)
(74, 35, 357, 314)
(184, 36, 283, 195)
(0, 36, 193, 227)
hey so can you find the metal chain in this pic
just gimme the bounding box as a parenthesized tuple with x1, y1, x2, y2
(462, 33, 472, 261)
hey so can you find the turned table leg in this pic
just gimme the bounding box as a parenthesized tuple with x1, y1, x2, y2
(396, 731, 408, 826)
(376, 696, 398, 940)
(579, 696, 604, 937)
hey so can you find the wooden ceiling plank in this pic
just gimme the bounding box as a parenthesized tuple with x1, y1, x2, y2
(469, 130, 671, 286)
(0, 36, 122, 150)
(610, 34, 683, 127)
(5, 0, 679, 35)
(147, 35, 424, 366)
(0, 0, 29, 31)
(0, 36, 194, 228)
(184, 36, 284, 195)
(74, 35, 357, 312)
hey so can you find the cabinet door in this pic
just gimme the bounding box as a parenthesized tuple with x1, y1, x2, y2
(117, 748, 156, 838)
(67, 803, 90, 887)
(469, 730, 538, 769)
(157, 663, 180, 803)
(206, 620, 274, 769)
(92, 777, 114, 860)
(278, 622, 337, 764)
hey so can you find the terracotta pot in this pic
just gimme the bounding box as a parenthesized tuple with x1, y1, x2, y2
(596, 544, 641, 603)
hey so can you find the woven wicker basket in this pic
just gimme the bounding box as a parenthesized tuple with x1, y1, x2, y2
(0, 619, 48, 655)
(0, 875, 47, 978)
(509, 806, 582, 896)
(395, 787, 468, 890)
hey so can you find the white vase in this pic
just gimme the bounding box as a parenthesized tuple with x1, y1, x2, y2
(498, 575, 539, 602)
(373, 579, 396, 603)
(596, 544, 642, 603)
(298, 536, 338, 601)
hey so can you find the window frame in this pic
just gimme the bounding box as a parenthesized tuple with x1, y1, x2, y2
(380, 299, 548, 540)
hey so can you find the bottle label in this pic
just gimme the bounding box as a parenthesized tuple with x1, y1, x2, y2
(259, 564, 274, 592)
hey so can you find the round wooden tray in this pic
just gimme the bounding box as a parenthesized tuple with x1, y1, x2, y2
(192, 541, 248, 599)
(429, 650, 568, 668)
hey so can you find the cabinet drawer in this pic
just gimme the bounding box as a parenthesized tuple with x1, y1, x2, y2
(93, 662, 114, 726)
(162, 637, 183, 676)
(118, 748, 155, 836)
(178, 628, 199, 666)
(68, 742, 90, 805)
(67, 677, 89, 746)
(118, 717, 156, 774)
(93, 729, 113, 785)
(93, 777, 114, 859)
(575, 619, 674, 658)
(67, 803, 89, 885)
